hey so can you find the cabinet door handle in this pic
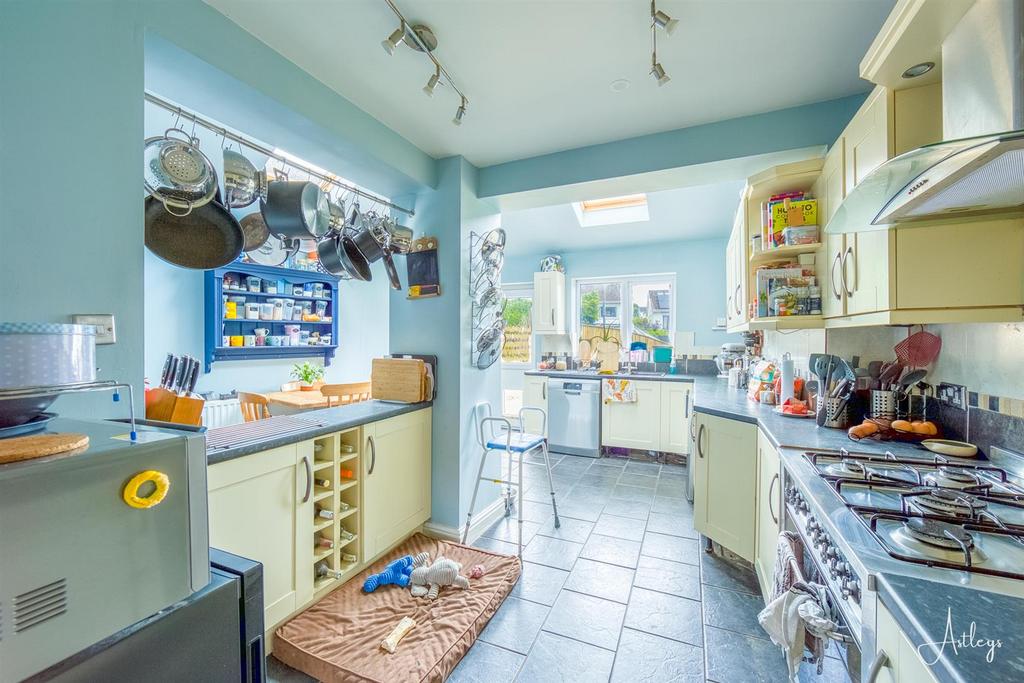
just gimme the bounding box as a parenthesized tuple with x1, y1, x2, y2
(697, 423, 705, 458)
(866, 651, 890, 683)
(301, 455, 312, 503)
(842, 245, 855, 297)
(542, 382, 546, 400)
(367, 435, 376, 475)
(734, 284, 741, 315)
(726, 293, 733, 319)
(830, 250, 843, 300)
(768, 473, 779, 524)
(684, 391, 690, 418)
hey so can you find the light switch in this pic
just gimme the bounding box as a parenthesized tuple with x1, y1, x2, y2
(72, 314, 116, 344)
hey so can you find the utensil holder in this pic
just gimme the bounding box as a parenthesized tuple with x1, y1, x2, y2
(824, 397, 850, 429)
(871, 390, 897, 420)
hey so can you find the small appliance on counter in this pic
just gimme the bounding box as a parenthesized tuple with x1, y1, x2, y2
(0, 417, 209, 681)
(715, 343, 747, 378)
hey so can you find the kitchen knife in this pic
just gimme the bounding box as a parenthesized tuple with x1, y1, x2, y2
(186, 357, 201, 395)
(165, 355, 179, 390)
(159, 353, 174, 388)
(171, 356, 187, 394)
(180, 356, 195, 396)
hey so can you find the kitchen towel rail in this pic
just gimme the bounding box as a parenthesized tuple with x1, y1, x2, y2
(144, 91, 414, 217)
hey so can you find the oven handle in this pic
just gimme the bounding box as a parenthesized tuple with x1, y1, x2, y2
(866, 650, 890, 682)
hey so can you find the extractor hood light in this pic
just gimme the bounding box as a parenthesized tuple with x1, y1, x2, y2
(423, 68, 441, 97)
(651, 62, 670, 87)
(381, 23, 407, 55)
(902, 62, 935, 79)
(453, 98, 467, 126)
(653, 9, 678, 35)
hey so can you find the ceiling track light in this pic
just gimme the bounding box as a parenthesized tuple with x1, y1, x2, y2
(649, 1, 674, 87)
(652, 9, 678, 35)
(381, 0, 469, 126)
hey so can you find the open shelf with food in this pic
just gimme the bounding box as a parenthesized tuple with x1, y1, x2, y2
(749, 242, 822, 265)
(203, 262, 339, 372)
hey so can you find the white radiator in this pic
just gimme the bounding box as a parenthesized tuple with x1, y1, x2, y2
(202, 398, 244, 429)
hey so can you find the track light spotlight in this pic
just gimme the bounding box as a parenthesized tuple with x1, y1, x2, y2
(653, 10, 678, 35)
(453, 98, 467, 126)
(423, 68, 441, 97)
(381, 22, 407, 55)
(651, 62, 670, 86)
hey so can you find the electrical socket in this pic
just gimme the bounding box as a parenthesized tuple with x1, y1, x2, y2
(72, 314, 116, 345)
(937, 382, 966, 410)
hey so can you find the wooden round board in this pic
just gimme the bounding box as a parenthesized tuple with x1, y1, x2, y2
(0, 433, 89, 464)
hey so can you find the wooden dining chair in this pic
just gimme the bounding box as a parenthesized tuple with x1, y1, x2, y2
(237, 392, 272, 422)
(320, 382, 372, 407)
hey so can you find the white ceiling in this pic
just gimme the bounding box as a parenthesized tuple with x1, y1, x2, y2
(204, 0, 894, 167)
(501, 180, 746, 256)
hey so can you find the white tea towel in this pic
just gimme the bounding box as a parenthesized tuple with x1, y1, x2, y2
(758, 589, 812, 681)
(772, 532, 802, 600)
(602, 378, 637, 403)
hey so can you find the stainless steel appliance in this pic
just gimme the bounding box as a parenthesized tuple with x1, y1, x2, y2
(0, 417, 209, 681)
(547, 378, 601, 457)
(715, 343, 746, 377)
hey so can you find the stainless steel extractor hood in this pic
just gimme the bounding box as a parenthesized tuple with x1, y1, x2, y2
(825, 130, 1024, 233)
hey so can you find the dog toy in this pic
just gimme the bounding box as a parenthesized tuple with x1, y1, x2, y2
(380, 616, 416, 654)
(363, 555, 414, 592)
(468, 564, 486, 579)
(410, 556, 470, 600)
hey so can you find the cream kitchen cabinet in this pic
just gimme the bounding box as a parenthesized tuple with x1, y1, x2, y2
(725, 202, 748, 332)
(601, 380, 662, 451)
(659, 381, 692, 456)
(362, 408, 433, 562)
(522, 374, 548, 436)
(754, 429, 782, 600)
(874, 602, 939, 683)
(533, 271, 566, 335)
(692, 412, 757, 562)
(207, 441, 314, 630)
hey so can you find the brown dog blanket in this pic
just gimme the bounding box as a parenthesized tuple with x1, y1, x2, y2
(273, 533, 521, 682)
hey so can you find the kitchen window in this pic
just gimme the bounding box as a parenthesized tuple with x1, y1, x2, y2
(574, 275, 674, 351)
(501, 284, 533, 366)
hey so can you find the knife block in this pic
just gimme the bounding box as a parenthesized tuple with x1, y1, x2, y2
(145, 388, 205, 426)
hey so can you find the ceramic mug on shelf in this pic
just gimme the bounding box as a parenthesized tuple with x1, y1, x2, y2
(229, 335, 244, 347)
(243, 334, 256, 347)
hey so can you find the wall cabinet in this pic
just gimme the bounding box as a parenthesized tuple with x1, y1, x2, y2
(725, 204, 748, 332)
(208, 442, 313, 630)
(362, 409, 432, 562)
(659, 382, 692, 456)
(522, 375, 548, 436)
(692, 412, 757, 562)
(875, 602, 939, 683)
(754, 429, 781, 600)
(533, 271, 566, 335)
(601, 381, 663, 451)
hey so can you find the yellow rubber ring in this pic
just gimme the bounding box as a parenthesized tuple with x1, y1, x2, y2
(122, 470, 170, 509)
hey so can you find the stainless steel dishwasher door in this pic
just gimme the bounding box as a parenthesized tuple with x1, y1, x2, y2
(547, 379, 601, 457)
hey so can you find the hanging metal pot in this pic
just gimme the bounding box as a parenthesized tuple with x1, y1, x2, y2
(260, 180, 331, 241)
(239, 212, 271, 252)
(143, 128, 218, 216)
(388, 222, 415, 254)
(339, 233, 372, 281)
(223, 149, 267, 208)
(144, 188, 244, 269)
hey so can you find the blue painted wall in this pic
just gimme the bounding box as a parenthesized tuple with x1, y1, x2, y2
(505, 238, 741, 350)
(478, 94, 866, 198)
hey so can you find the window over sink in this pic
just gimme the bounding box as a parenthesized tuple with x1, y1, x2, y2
(573, 275, 674, 351)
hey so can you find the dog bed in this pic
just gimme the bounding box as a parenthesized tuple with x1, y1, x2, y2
(273, 533, 521, 682)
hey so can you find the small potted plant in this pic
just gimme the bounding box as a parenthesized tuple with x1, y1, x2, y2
(291, 361, 325, 391)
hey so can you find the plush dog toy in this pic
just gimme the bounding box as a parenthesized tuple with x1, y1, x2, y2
(363, 552, 430, 592)
(409, 556, 470, 600)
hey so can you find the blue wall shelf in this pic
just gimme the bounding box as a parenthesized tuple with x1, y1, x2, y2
(204, 262, 340, 373)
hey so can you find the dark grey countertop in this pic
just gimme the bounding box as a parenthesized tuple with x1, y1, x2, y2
(206, 400, 431, 465)
(876, 573, 1024, 683)
(525, 369, 701, 383)
(691, 377, 1024, 682)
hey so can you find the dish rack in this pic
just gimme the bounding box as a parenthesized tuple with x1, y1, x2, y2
(469, 229, 506, 370)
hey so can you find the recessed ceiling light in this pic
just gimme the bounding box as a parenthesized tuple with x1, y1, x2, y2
(610, 78, 631, 93)
(902, 62, 935, 79)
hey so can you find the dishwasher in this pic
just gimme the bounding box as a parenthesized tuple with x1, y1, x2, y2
(547, 378, 601, 457)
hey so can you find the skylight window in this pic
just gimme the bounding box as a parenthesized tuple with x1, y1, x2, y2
(572, 193, 649, 227)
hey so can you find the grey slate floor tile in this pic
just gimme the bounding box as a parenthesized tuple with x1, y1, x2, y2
(535, 515, 594, 544)
(592, 512, 647, 542)
(563, 558, 636, 604)
(511, 561, 570, 606)
(704, 626, 790, 683)
(702, 585, 768, 639)
(617, 472, 659, 488)
(580, 533, 642, 568)
(516, 631, 616, 682)
(624, 460, 662, 475)
(611, 484, 655, 505)
(483, 516, 541, 546)
(633, 555, 701, 601)
(543, 589, 627, 650)
(449, 641, 525, 683)
(522, 535, 583, 571)
(610, 627, 704, 683)
(553, 498, 605, 522)
(474, 536, 521, 555)
(641, 531, 700, 565)
(651, 495, 693, 515)
(700, 550, 762, 595)
(519, 499, 556, 523)
(479, 596, 550, 654)
(602, 498, 651, 520)
(655, 480, 688, 499)
(624, 586, 704, 647)
(644, 511, 698, 539)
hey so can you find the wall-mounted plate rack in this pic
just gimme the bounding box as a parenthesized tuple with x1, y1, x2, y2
(469, 229, 506, 369)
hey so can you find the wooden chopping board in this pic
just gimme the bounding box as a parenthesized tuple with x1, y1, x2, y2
(0, 433, 89, 465)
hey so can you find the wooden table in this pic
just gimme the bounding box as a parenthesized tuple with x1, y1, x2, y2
(264, 389, 330, 411)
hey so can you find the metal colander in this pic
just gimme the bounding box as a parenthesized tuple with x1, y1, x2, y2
(143, 128, 217, 215)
